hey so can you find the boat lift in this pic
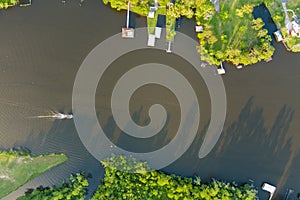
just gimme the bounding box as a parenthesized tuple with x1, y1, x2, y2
(262, 183, 276, 200)
(122, 1, 134, 38)
(217, 62, 225, 75)
(166, 41, 172, 53)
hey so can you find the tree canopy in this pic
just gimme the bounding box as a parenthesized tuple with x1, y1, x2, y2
(92, 155, 258, 200)
(15, 155, 258, 200)
(0, 0, 18, 9)
(17, 173, 89, 200)
(102, 0, 277, 66)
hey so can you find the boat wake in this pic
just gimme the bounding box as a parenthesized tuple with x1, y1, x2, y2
(0, 98, 73, 120)
(28, 112, 73, 120)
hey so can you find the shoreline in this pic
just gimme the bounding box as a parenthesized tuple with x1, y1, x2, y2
(103, 0, 299, 67)
(0, 0, 300, 199)
(0, 148, 67, 199)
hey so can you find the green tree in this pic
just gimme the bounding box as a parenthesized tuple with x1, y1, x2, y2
(92, 155, 258, 200)
(18, 173, 89, 200)
(251, 18, 264, 31)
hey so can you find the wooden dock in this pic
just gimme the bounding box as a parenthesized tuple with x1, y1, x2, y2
(122, 1, 134, 38)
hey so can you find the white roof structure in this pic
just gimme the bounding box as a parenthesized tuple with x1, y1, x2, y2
(122, 28, 134, 38)
(147, 34, 156, 46)
(121, 1, 134, 38)
(195, 25, 203, 32)
(273, 30, 283, 42)
(266, 57, 272, 62)
(148, 7, 155, 18)
(217, 68, 225, 75)
(155, 27, 162, 38)
(291, 21, 300, 37)
(262, 183, 276, 200)
(286, 15, 300, 37)
(217, 62, 225, 75)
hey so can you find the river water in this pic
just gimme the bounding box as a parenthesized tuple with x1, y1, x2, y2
(0, 1, 299, 199)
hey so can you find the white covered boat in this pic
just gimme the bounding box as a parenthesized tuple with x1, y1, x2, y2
(53, 113, 73, 119)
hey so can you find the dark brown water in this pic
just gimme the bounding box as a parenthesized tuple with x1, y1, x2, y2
(0, 1, 300, 199)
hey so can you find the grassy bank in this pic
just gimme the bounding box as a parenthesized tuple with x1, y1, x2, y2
(0, 149, 67, 199)
(17, 173, 88, 200)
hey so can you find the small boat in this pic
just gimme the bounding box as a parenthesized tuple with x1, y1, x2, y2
(53, 113, 73, 119)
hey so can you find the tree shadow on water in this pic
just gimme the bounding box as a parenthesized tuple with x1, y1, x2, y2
(216, 97, 294, 158)
(102, 106, 174, 153)
(208, 97, 296, 199)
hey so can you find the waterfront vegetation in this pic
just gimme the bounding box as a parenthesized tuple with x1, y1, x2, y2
(147, 9, 159, 34)
(17, 173, 88, 200)
(270, 0, 300, 52)
(196, 0, 275, 66)
(1, 0, 299, 63)
(0, 0, 18, 9)
(92, 155, 258, 200)
(166, 12, 176, 41)
(103, 0, 300, 66)
(0, 149, 67, 199)
(13, 155, 258, 199)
